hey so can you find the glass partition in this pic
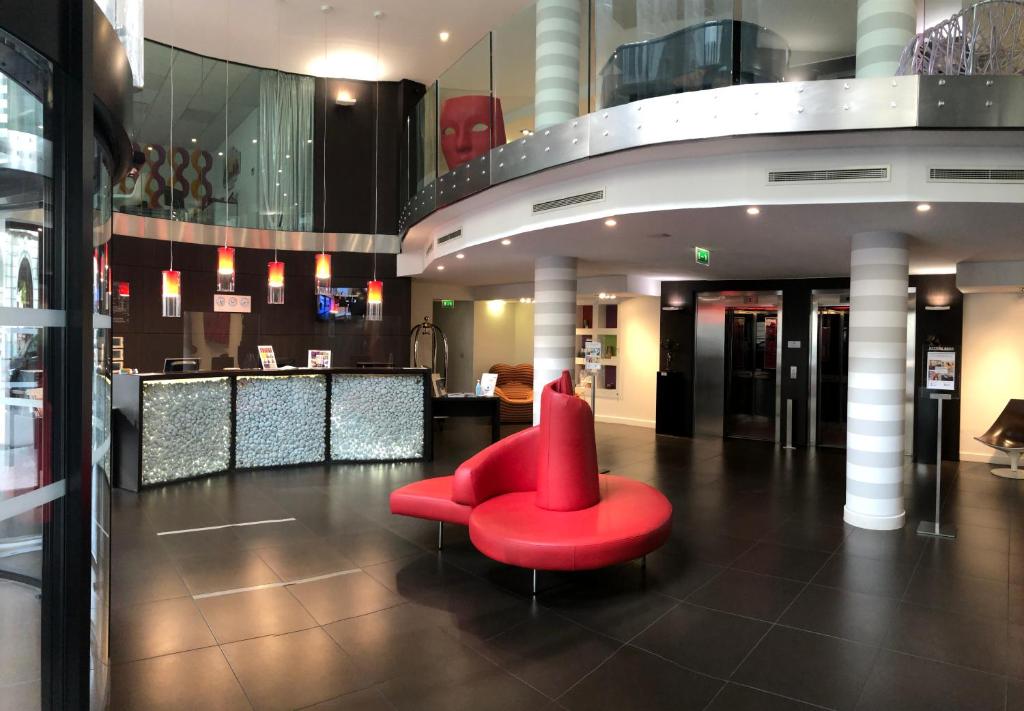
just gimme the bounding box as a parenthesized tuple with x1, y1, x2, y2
(437, 35, 494, 176)
(117, 41, 314, 232)
(740, 0, 856, 83)
(493, 0, 591, 136)
(594, 0, 735, 108)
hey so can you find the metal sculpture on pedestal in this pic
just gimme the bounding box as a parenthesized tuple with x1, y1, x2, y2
(410, 318, 449, 391)
(899, 0, 1024, 76)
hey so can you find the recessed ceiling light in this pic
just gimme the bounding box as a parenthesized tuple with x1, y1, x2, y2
(217, 151, 224, 156)
(456, 253, 465, 259)
(917, 203, 932, 212)
(252, 139, 258, 144)
(501, 239, 511, 246)
(190, 137, 197, 143)
(604, 218, 617, 227)
(439, 31, 450, 42)
(307, 139, 313, 143)
(437, 265, 445, 271)
(746, 206, 760, 215)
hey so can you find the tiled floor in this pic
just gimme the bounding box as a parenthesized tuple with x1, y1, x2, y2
(110, 422, 1024, 711)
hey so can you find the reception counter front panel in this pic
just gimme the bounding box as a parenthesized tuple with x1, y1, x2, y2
(114, 368, 431, 490)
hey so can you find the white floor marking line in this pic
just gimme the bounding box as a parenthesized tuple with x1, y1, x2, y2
(192, 568, 361, 600)
(157, 517, 297, 536)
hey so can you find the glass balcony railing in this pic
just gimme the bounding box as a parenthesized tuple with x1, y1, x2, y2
(399, 0, 986, 234)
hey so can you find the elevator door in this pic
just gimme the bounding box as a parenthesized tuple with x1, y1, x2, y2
(816, 307, 849, 448)
(724, 309, 778, 441)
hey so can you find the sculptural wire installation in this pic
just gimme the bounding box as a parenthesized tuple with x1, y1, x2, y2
(410, 318, 449, 390)
(899, 0, 1024, 76)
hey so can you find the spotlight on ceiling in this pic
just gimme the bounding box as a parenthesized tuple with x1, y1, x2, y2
(746, 206, 760, 216)
(439, 31, 450, 42)
(501, 239, 511, 246)
(917, 203, 932, 212)
(604, 218, 617, 227)
(456, 253, 465, 259)
(437, 265, 445, 271)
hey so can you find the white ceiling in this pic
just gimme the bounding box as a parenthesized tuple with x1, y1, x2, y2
(411, 201, 1024, 288)
(144, 0, 535, 84)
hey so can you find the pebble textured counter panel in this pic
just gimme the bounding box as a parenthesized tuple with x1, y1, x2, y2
(141, 377, 231, 485)
(331, 374, 424, 460)
(235, 374, 327, 468)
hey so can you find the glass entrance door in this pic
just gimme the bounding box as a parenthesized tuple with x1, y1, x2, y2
(816, 306, 849, 448)
(724, 309, 778, 441)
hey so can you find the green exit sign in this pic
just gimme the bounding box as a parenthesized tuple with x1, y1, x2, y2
(695, 246, 711, 266)
(440, 299, 455, 309)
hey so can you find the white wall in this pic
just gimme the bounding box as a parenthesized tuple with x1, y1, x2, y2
(592, 295, 660, 429)
(472, 301, 534, 379)
(409, 280, 474, 331)
(959, 292, 1024, 463)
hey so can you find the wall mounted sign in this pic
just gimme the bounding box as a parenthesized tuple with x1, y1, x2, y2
(926, 347, 956, 391)
(440, 299, 455, 309)
(694, 246, 710, 267)
(214, 294, 252, 313)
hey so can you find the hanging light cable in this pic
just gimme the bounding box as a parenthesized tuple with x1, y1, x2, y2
(366, 10, 384, 322)
(163, 0, 182, 318)
(267, 0, 285, 304)
(315, 4, 332, 293)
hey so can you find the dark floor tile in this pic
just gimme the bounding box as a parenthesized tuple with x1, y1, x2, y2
(362, 552, 476, 597)
(731, 542, 831, 582)
(1009, 679, 1024, 711)
(196, 587, 317, 644)
(918, 540, 1009, 583)
(410, 577, 535, 643)
(287, 571, 404, 625)
(560, 645, 722, 711)
(111, 559, 189, 608)
(705, 684, 820, 711)
(780, 584, 899, 646)
(855, 650, 1005, 711)
(639, 551, 725, 601)
(903, 567, 1009, 620)
(952, 523, 1011, 554)
(687, 569, 804, 622)
(813, 553, 915, 599)
(663, 531, 756, 567)
(325, 603, 487, 684)
(329, 529, 424, 567)
(231, 519, 320, 549)
(253, 542, 358, 582)
(157, 527, 246, 559)
(733, 626, 877, 711)
(302, 687, 394, 711)
(174, 550, 282, 596)
(110, 597, 216, 663)
(537, 566, 679, 641)
(841, 527, 927, 563)
(884, 602, 1009, 674)
(633, 603, 769, 678)
(222, 627, 369, 711)
(476, 610, 621, 698)
(376, 650, 550, 711)
(763, 519, 849, 553)
(1010, 624, 1024, 680)
(110, 647, 251, 711)
(1013, 584, 1024, 624)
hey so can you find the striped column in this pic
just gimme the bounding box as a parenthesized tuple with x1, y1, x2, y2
(533, 256, 577, 423)
(535, 0, 581, 131)
(845, 232, 909, 531)
(855, 0, 917, 78)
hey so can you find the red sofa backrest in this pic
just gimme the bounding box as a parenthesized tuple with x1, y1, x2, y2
(452, 426, 539, 506)
(535, 371, 600, 511)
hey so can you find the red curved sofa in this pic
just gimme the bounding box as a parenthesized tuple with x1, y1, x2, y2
(390, 370, 672, 592)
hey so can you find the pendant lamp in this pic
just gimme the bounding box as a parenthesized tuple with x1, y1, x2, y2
(162, 267, 181, 318)
(217, 245, 236, 292)
(267, 259, 285, 304)
(365, 12, 384, 322)
(315, 251, 331, 293)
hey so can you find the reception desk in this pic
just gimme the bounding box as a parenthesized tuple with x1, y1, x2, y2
(113, 367, 432, 490)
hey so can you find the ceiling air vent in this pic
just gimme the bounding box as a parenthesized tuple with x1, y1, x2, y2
(437, 228, 463, 245)
(928, 167, 1024, 183)
(532, 189, 605, 214)
(767, 166, 890, 184)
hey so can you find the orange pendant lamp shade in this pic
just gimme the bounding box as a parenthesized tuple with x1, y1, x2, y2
(366, 279, 383, 321)
(217, 246, 236, 292)
(161, 269, 181, 318)
(315, 253, 331, 292)
(267, 260, 285, 304)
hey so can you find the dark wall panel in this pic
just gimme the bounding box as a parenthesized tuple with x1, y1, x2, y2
(111, 235, 410, 373)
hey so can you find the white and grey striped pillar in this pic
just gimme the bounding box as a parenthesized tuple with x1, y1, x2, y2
(533, 256, 577, 423)
(535, 0, 581, 131)
(855, 0, 917, 78)
(845, 232, 910, 531)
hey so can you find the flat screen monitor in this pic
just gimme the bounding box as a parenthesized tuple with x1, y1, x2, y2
(316, 287, 366, 321)
(163, 357, 200, 373)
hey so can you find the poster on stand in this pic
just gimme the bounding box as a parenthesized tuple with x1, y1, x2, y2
(480, 373, 498, 397)
(584, 341, 603, 372)
(258, 345, 278, 370)
(926, 347, 956, 390)
(307, 350, 331, 368)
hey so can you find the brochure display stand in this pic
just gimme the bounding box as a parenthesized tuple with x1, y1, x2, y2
(916, 391, 957, 540)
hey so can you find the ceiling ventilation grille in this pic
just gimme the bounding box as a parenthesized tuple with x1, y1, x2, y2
(437, 228, 463, 245)
(532, 189, 605, 214)
(928, 167, 1024, 183)
(767, 166, 890, 184)
(425, 242, 434, 258)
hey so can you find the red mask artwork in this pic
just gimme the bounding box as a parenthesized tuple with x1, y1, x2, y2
(439, 95, 506, 170)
